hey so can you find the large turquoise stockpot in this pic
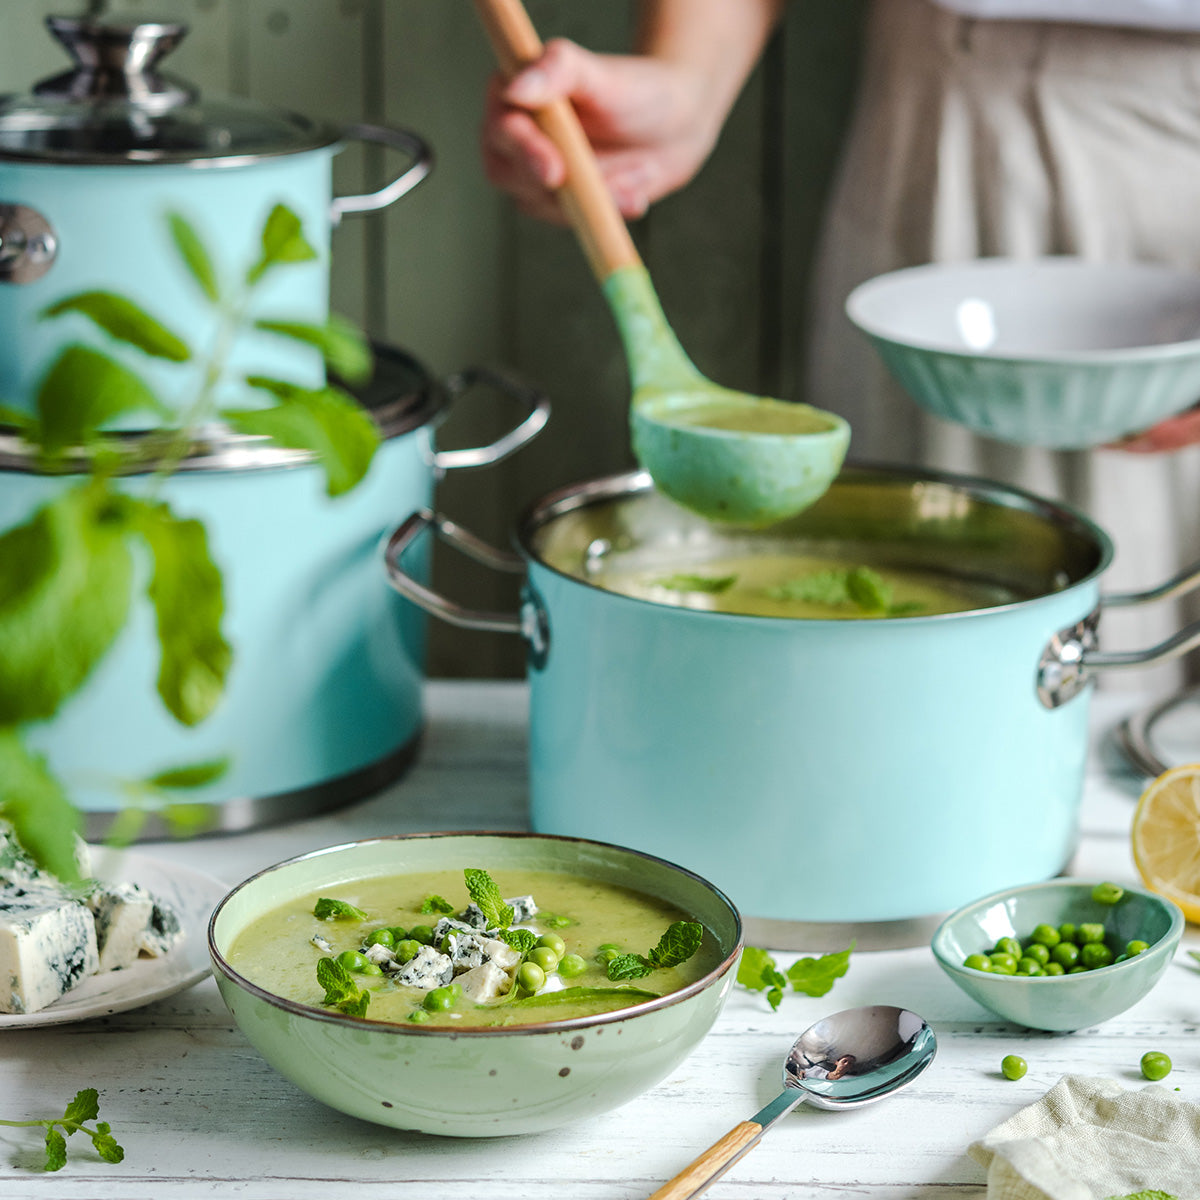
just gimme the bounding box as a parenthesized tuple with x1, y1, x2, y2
(0, 16, 430, 416)
(386, 465, 1200, 944)
(2, 349, 548, 837)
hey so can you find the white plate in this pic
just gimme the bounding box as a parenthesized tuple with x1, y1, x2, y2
(0, 847, 228, 1029)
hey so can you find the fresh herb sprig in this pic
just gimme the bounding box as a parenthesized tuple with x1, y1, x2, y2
(737, 943, 855, 1010)
(0, 1088, 124, 1172)
(464, 867, 515, 930)
(316, 956, 371, 1018)
(768, 567, 923, 617)
(606, 921, 704, 982)
(313, 898, 368, 922)
(420, 894, 455, 915)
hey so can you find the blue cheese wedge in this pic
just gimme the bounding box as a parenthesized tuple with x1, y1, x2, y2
(87, 883, 156, 972)
(395, 944, 453, 990)
(0, 886, 100, 1015)
(458, 894, 538, 931)
(456, 961, 512, 1003)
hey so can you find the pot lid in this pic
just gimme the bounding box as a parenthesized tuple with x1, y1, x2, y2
(0, 16, 340, 164)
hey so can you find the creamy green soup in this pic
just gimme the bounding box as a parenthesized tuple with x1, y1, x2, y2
(226, 869, 719, 1028)
(591, 552, 1018, 619)
(653, 396, 838, 436)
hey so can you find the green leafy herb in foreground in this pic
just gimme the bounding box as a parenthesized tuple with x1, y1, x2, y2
(313, 897, 368, 922)
(0, 1088, 124, 1172)
(1105, 1192, 1178, 1200)
(499, 928, 538, 954)
(316, 956, 371, 1017)
(606, 921, 704, 982)
(464, 867, 515, 931)
(737, 943, 855, 1010)
(653, 573, 738, 594)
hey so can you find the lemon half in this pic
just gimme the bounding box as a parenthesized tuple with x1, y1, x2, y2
(1132, 763, 1200, 923)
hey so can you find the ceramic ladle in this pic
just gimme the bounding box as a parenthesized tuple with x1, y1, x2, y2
(647, 1004, 937, 1199)
(474, 0, 850, 527)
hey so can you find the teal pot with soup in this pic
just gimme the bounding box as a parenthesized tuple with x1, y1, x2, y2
(386, 465, 1200, 946)
(208, 832, 743, 1137)
(1, 348, 548, 838)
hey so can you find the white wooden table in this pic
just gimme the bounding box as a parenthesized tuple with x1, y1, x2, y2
(1, 681, 1194, 1199)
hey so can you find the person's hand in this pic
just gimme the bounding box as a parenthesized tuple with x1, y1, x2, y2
(1107, 405, 1200, 453)
(481, 37, 723, 224)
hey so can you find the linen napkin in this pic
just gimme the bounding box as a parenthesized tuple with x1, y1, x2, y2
(969, 1075, 1200, 1200)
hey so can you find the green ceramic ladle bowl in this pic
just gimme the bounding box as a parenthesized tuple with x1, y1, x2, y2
(476, 0, 850, 528)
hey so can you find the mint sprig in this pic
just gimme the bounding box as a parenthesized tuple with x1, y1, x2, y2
(314, 897, 368, 922)
(737, 943, 855, 1010)
(419, 894, 454, 915)
(464, 868, 515, 930)
(605, 921, 704, 982)
(0, 1088, 124, 1172)
(316, 956, 371, 1017)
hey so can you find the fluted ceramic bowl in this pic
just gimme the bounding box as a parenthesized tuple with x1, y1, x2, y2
(846, 258, 1200, 448)
(209, 832, 742, 1137)
(931, 879, 1183, 1032)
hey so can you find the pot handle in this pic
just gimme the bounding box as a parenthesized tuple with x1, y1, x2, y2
(330, 124, 433, 224)
(1102, 557, 1200, 609)
(432, 365, 550, 472)
(383, 508, 526, 635)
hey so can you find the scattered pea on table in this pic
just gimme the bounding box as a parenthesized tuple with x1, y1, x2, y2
(1141, 1051, 1172, 1081)
(1001, 1055, 1027, 1081)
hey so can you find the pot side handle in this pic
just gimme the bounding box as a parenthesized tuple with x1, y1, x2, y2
(432, 365, 550, 473)
(384, 508, 525, 635)
(330, 124, 433, 224)
(1102, 557, 1200, 609)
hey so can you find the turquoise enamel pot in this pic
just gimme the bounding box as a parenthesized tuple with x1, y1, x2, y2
(386, 464, 1200, 942)
(1, 349, 548, 837)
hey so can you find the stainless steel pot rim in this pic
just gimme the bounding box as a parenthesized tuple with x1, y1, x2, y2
(0, 343, 446, 476)
(513, 460, 1116, 625)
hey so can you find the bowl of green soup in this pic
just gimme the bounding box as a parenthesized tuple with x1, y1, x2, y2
(209, 831, 742, 1136)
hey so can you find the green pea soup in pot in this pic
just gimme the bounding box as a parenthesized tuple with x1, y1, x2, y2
(225, 868, 722, 1028)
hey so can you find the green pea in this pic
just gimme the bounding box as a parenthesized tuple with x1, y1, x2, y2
(1050, 942, 1079, 968)
(1016, 957, 1044, 975)
(517, 962, 546, 993)
(1067, 965, 1089, 974)
(1125, 940, 1150, 956)
(1077, 923, 1106, 945)
(1043, 961, 1065, 976)
(596, 947, 620, 965)
(336, 950, 368, 972)
(558, 953, 588, 978)
(1080, 942, 1114, 969)
(365, 928, 395, 949)
(1029, 924, 1060, 948)
(1023, 943, 1050, 965)
(537, 933, 567, 958)
(407, 1009, 430, 1023)
(1058, 922, 1078, 944)
(1113, 953, 1129, 963)
(989, 953, 1018, 975)
(359, 963, 384, 976)
(388, 926, 408, 943)
(1141, 1051, 1172, 1081)
(963, 954, 993, 972)
(1091, 882, 1124, 906)
(993, 937, 1022, 958)
(1001, 1055, 1027, 1081)
(394, 939, 420, 964)
(529, 946, 559, 972)
(423, 986, 456, 1013)
(410, 924, 434, 945)
(449, 981, 463, 999)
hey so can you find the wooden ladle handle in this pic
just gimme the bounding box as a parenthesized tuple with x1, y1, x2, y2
(646, 1119, 763, 1200)
(473, 0, 642, 281)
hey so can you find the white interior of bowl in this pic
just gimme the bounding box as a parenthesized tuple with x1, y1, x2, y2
(847, 258, 1200, 359)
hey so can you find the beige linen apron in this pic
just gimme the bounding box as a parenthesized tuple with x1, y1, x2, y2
(807, 0, 1200, 688)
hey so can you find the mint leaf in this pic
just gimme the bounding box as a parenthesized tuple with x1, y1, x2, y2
(227, 381, 379, 497)
(786, 942, 855, 998)
(499, 928, 538, 954)
(255, 315, 372, 385)
(1105, 1193, 1179, 1200)
(767, 570, 851, 606)
(42, 292, 190, 363)
(336, 990, 370, 1018)
(90, 1130, 124, 1164)
(419, 894, 454, 915)
(62, 1089, 99, 1126)
(463, 868, 514, 930)
(606, 953, 653, 981)
(845, 567, 890, 614)
(314, 897, 367, 921)
(124, 498, 231, 727)
(145, 758, 230, 790)
(167, 212, 220, 304)
(43, 1127, 67, 1172)
(160, 803, 215, 838)
(0, 481, 134, 726)
(654, 573, 737, 594)
(0, 732, 83, 883)
(246, 204, 318, 285)
(315, 956, 370, 1016)
(0, 403, 34, 431)
(737, 946, 789, 1010)
(647, 921, 703, 969)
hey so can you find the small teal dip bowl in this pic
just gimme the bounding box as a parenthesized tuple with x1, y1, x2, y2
(209, 832, 743, 1136)
(931, 879, 1184, 1032)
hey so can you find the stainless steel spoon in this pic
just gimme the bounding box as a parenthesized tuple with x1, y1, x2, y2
(648, 1005, 937, 1200)
(474, 0, 850, 528)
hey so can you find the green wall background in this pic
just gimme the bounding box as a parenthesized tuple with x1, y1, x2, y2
(0, 0, 865, 676)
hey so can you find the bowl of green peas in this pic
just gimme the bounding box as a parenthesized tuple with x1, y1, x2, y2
(931, 879, 1184, 1031)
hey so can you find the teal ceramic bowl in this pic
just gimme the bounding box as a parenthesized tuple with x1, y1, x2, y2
(846, 258, 1200, 449)
(209, 832, 742, 1136)
(931, 879, 1183, 1032)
